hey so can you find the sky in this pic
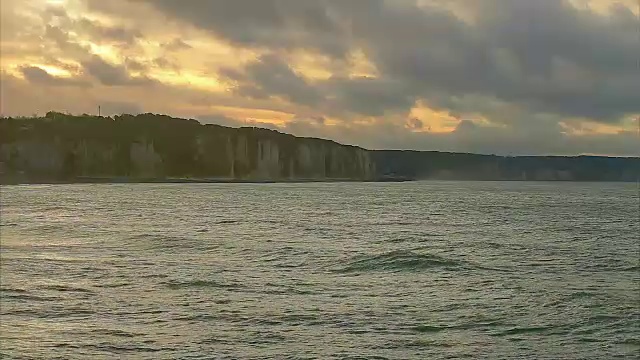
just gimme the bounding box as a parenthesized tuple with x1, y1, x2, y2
(0, 0, 639, 156)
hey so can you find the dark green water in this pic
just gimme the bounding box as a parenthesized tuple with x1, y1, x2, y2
(1, 182, 638, 359)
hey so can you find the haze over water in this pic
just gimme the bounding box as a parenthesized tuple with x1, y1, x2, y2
(1, 182, 638, 359)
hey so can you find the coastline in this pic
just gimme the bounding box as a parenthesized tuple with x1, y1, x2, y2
(2, 114, 638, 183)
(2, 176, 636, 185)
(0, 176, 415, 185)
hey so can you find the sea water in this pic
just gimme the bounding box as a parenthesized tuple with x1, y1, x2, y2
(1, 182, 638, 359)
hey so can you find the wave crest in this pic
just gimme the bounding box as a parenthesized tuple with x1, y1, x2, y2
(162, 279, 243, 290)
(331, 250, 465, 274)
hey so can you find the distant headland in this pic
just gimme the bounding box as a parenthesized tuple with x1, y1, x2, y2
(1, 112, 638, 184)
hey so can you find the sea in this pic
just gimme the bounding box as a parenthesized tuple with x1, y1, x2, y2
(0, 181, 638, 359)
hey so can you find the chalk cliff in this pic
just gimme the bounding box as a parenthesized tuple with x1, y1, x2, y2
(1, 112, 638, 183)
(373, 150, 639, 182)
(0, 113, 375, 182)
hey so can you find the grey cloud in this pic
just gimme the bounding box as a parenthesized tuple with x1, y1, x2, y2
(218, 67, 244, 81)
(163, 38, 192, 51)
(85, 0, 131, 15)
(454, 119, 479, 134)
(20, 66, 90, 87)
(44, 25, 90, 59)
(153, 57, 179, 70)
(285, 118, 318, 135)
(483, 0, 637, 76)
(42, 8, 140, 56)
(284, 116, 638, 156)
(42, 5, 66, 21)
(285, 115, 327, 133)
(220, 54, 414, 117)
(197, 113, 282, 131)
(82, 55, 155, 86)
(235, 85, 270, 100)
(311, 116, 326, 125)
(322, 76, 415, 116)
(220, 54, 322, 106)
(473, 0, 639, 120)
(406, 118, 424, 130)
(44, 25, 70, 47)
(143, 0, 640, 123)
(82, 56, 129, 85)
(197, 113, 243, 127)
(125, 58, 147, 72)
(351, 0, 640, 122)
(100, 101, 143, 115)
(142, 0, 349, 57)
(0, 73, 97, 116)
(76, 18, 142, 45)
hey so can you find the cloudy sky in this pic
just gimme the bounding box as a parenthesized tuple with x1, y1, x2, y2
(1, 0, 638, 155)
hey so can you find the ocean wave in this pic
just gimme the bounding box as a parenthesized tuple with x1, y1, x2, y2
(197, 337, 233, 345)
(139, 273, 168, 279)
(0, 287, 59, 301)
(174, 313, 219, 322)
(492, 325, 552, 336)
(88, 329, 140, 338)
(162, 279, 243, 290)
(412, 325, 450, 333)
(10, 307, 97, 319)
(578, 337, 599, 343)
(617, 338, 640, 346)
(83, 343, 164, 353)
(260, 246, 309, 259)
(334, 355, 390, 360)
(127, 234, 190, 247)
(411, 320, 504, 334)
(259, 246, 309, 268)
(41, 284, 95, 293)
(112, 309, 166, 316)
(621, 265, 639, 272)
(1, 293, 59, 302)
(330, 250, 466, 274)
(95, 282, 132, 288)
(0, 287, 28, 293)
(215, 219, 240, 224)
(42, 206, 68, 211)
(369, 221, 418, 226)
(386, 233, 445, 243)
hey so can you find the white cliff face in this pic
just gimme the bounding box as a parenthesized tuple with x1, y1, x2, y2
(74, 141, 117, 176)
(358, 149, 375, 180)
(286, 142, 375, 180)
(254, 140, 280, 179)
(226, 136, 235, 178)
(288, 158, 295, 179)
(3, 142, 63, 174)
(130, 141, 163, 177)
(296, 143, 313, 177)
(233, 135, 250, 178)
(0, 116, 377, 181)
(1, 137, 376, 181)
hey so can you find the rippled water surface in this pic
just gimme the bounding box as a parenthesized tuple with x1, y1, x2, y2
(1, 182, 638, 359)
